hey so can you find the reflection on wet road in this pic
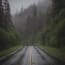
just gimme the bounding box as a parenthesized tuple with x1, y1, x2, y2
(22, 46, 45, 65)
(1, 46, 65, 65)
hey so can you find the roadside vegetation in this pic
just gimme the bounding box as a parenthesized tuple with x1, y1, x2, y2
(0, 45, 22, 57)
(0, 0, 21, 52)
(41, 0, 65, 61)
(40, 46, 65, 61)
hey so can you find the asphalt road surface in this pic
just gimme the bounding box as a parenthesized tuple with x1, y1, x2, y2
(1, 46, 65, 65)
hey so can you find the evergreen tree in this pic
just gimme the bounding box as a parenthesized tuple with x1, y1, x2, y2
(0, 0, 4, 28)
(32, 4, 37, 33)
(52, 0, 65, 17)
(4, 0, 13, 30)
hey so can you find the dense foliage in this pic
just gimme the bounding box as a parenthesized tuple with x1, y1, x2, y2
(42, 0, 65, 48)
(9, 0, 65, 48)
(0, 0, 21, 51)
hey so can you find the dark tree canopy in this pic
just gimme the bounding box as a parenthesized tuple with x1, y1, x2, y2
(0, 0, 20, 51)
(52, 0, 65, 17)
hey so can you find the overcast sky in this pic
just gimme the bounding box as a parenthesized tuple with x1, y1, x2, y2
(8, 0, 43, 15)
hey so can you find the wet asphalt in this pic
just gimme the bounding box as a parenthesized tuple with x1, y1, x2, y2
(1, 46, 65, 65)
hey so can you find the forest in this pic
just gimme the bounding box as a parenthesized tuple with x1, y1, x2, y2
(0, 0, 65, 61)
(13, 0, 65, 48)
(0, 0, 21, 51)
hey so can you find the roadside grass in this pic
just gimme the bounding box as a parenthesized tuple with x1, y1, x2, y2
(0, 45, 23, 57)
(40, 46, 65, 61)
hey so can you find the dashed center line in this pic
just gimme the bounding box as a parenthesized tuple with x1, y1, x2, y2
(29, 47, 32, 65)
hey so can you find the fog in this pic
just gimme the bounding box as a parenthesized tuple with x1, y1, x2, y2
(8, 0, 44, 15)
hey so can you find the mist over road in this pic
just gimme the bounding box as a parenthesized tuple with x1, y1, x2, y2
(1, 46, 65, 65)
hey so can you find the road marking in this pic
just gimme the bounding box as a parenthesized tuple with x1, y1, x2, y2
(29, 47, 32, 65)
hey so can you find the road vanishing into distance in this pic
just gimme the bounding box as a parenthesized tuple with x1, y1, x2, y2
(0, 46, 65, 65)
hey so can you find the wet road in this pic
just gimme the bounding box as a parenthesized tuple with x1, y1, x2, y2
(22, 46, 45, 65)
(1, 46, 65, 65)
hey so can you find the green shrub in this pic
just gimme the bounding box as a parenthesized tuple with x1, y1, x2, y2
(0, 28, 21, 51)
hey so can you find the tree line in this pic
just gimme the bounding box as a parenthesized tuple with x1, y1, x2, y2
(0, 0, 21, 51)
(42, 0, 65, 48)
(11, 0, 65, 48)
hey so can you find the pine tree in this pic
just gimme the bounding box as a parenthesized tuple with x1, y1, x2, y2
(0, 0, 4, 28)
(52, 0, 65, 17)
(4, 0, 13, 30)
(32, 4, 37, 32)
